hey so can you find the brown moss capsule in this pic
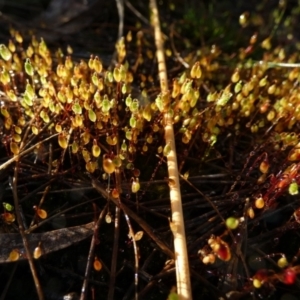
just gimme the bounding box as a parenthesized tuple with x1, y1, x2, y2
(94, 257, 102, 271)
(112, 188, 119, 199)
(33, 206, 47, 219)
(2, 212, 16, 223)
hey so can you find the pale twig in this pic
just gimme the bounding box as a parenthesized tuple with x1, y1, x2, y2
(115, 0, 124, 41)
(107, 205, 121, 300)
(149, 0, 192, 299)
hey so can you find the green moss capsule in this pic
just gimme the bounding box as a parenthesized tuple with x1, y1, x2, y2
(0, 44, 12, 61)
(24, 58, 34, 76)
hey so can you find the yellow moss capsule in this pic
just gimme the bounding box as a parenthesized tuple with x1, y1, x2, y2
(113, 67, 121, 82)
(75, 114, 83, 127)
(7, 89, 17, 102)
(82, 149, 91, 163)
(231, 69, 240, 83)
(267, 110, 276, 121)
(277, 256, 288, 268)
(0, 69, 11, 85)
(103, 156, 115, 174)
(88, 109, 96, 122)
(1, 106, 10, 118)
(58, 133, 68, 149)
(12, 134, 21, 143)
(106, 135, 117, 146)
(15, 31, 23, 43)
(10, 142, 20, 155)
(92, 144, 101, 158)
(81, 132, 91, 145)
(33, 245, 42, 259)
(142, 105, 152, 122)
(267, 84, 276, 95)
(131, 178, 140, 193)
(190, 62, 202, 79)
(247, 207, 255, 219)
(71, 141, 79, 154)
(105, 212, 112, 223)
(134, 231, 144, 241)
(8, 249, 20, 262)
(93, 57, 102, 73)
(253, 278, 262, 289)
(86, 161, 97, 173)
(239, 12, 249, 27)
(8, 39, 16, 52)
(55, 124, 62, 133)
(261, 37, 271, 50)
(163, 143, 171, 157)
(255, 197, 265, 209)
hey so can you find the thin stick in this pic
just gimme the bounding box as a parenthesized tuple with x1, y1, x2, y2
(107, 206, 121, 300)
(12, 166, 44, 300)
(0, 133, 59, 171)
(80, 205, 108, 300)
(123, 211, 139, 300)
(115, 0, 124, 41)
(149, 0, 192, 299)
(92, 179, 174, 258)
(0, 262, 18, 300)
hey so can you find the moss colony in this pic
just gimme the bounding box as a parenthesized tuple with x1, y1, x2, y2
(1, 2, 300, 298)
